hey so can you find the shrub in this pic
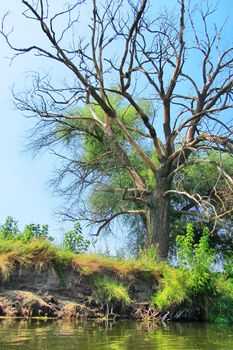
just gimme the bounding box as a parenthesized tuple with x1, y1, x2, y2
(153, 224, 216, 319)
(153, 224, 233, 323)
(176, 224, 215, 293)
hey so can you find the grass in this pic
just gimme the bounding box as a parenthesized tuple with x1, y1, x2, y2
(93, 275, 131, 305)
(71, 253, 163, 278)
(0, 238, 163, 281)
(152, 266, 192, 311)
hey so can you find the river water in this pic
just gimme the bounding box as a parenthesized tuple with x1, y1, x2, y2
(0, 319, 232, 350)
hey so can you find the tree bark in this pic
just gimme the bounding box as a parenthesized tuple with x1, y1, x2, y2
(145, 174, 172, 261)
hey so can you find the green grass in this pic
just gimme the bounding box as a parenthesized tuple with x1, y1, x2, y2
(92, 275, 131, 307)
(152, 266, 191, 311)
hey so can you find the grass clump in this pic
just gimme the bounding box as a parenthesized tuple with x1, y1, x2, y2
(92, 275, 130, 316)
(0, 240, 32, 279)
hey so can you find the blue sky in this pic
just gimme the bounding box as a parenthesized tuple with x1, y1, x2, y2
(0, 0, 127, 252)
(0, 0, 232, 249)
(0, 2, 71, 241)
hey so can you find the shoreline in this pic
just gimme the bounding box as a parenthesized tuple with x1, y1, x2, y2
(0, 289, 159, 321)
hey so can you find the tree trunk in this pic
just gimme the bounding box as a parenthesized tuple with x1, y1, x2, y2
(145, 176, 171, 261)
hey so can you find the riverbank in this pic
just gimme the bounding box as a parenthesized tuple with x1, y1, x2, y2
(0, 239, 162, 320)
(0, 290, 159, 320)
(0, 238, 233, 323)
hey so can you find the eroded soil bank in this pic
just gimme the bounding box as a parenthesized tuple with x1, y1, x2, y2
(0, 263, 160, 320)
(0, 290, 158, 320)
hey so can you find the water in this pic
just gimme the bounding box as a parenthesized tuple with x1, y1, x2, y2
(0, 319, 232, 350)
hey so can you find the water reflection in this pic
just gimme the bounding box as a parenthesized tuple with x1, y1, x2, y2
(0, 319, 232, 350)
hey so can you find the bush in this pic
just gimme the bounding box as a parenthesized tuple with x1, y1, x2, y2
(153, 224, 214, 319)
(176, 224, 215, 293)
(153, 224, 233, 323)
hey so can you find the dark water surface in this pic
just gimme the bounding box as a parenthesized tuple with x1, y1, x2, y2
(0, 319, 232, 350)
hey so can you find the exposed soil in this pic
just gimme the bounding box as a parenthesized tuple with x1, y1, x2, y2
(0, 264, 159, 320)
(0, 290, 158, 320)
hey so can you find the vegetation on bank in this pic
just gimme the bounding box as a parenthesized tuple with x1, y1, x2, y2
(153, 224, 233, 323)
(0, 217, 232, 323)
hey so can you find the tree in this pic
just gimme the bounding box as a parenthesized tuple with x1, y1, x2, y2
(22, 223, 53, 242)
(0, 216, 53, 242)
(1, 0, 233, 259)
(0, 216, 19, 239)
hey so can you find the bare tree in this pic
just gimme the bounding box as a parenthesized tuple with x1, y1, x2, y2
(1, 0, 233, 259)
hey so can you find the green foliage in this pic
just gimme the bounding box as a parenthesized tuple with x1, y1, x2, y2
(0, 217, 53, 242)
(62, 222, 90, 253)
(171, 151, 233, 257)
(54, 95, 158, 247)
(176, 152, 233, 201)
(22, 223, 53, 242)
(153, 224, 214, 310)
(153, 223, 233, 323)
(0, 216, 19, 239)
(206, 276, 233, 323)
(92, 275, 130, 307)
(176, 224, 215, 293)
(223, 257, 233, 278)
(152, 267, 191, 310)
(176, 223, 194, 268)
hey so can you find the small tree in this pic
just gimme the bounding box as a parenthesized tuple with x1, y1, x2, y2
(0, 217, 53, 242)
(176, 224, 215, 292)
(0, 216, 19, 239)
(63, 222, 90, 253)
(22, 223, 53, 242)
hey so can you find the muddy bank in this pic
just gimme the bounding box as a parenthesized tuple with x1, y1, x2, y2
(2, 264, 158, 303)
(0, 290, 159, 320)
(0, 264, 159, 320)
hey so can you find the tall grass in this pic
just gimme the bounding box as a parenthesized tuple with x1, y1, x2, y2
(93, 275, 131, 306)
